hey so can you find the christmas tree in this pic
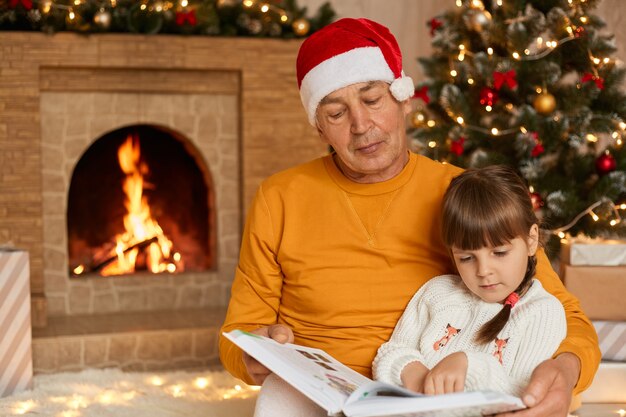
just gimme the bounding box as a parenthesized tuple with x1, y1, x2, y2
(412, 0, 626, 255)
(0, 0, 335, 37)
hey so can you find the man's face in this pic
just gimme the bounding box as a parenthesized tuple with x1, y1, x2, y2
(315, 81, 412, 184)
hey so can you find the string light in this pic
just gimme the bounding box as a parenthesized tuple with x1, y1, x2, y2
(550, 198, 624, 236)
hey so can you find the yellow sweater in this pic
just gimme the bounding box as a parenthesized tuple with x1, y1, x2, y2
(219, 152, 600, 394)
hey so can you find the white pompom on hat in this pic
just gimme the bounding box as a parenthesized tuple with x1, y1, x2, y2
(296, 18, 415, 126)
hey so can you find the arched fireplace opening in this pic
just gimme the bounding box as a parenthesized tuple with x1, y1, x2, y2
(68, 124, 215, 277)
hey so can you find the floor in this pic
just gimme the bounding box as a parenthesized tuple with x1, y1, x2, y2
(574, 403, 626, 417)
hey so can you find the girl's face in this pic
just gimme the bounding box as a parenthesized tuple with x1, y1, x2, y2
(450, 225, 539, 304)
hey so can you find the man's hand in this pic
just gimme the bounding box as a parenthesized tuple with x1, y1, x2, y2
(496, 353, 581, 417)
(424, 351, 467, 395)
(401, 361, 430, 393)
(243, 324, 294, 385)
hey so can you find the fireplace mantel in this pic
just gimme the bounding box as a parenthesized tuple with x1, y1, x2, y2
(0, 33, 325, 327)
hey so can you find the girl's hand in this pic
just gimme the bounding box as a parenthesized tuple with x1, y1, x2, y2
(400, 361, 430, 393)
(423, 351, 468, 395)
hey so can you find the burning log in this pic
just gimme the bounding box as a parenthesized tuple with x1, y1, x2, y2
(84, 236, 159, 274)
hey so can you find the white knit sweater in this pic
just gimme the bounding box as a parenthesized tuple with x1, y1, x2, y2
(373, 275, 566, 396)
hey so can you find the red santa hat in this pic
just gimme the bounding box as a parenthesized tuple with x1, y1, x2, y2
(296, 18, 414, 126)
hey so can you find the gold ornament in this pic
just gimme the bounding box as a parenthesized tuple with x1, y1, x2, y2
(292, 18, 310, 36)
(410, 110, 427, 128)
(533, 92, 556, 115)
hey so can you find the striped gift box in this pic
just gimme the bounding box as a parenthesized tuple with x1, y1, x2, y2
(593, 321, 626, 362)
(0, 249, 33, 397)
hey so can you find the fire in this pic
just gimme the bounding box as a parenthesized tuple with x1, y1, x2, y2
(97, 134, 182, 276)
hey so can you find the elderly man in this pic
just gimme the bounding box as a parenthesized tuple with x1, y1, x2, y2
(219, 18, 599, 417)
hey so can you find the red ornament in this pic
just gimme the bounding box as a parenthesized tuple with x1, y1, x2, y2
(582, 72, 604, 90)
(479, 87, 498, 106)
(493, 70, 517, 90)
(428, 18, 443, 36)
(176, 9, 197, 26)
(596, 152, 617, 175)
(412, 86, 430, 104)
(9, 0, 33, 9)
(450, 137, 465, 156)
(530, 192, 544, 211)
(530, 132, 544, 157)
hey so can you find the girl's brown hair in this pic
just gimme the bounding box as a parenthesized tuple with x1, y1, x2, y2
(441, 165, 539, 345)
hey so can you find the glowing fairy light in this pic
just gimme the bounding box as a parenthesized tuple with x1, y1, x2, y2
(586, 133, 598, 143)
(558, 231, 566, 239)
(428, 141, 437, 148)
(427, 120, 436, 127)
(150, 376, 165, 386)
(590, 211, 600, 222)
(468, 78, 474, 84)
(12, 400, 36, 415)
(450, 69, 458, 77)
(456, 116, 464, 124)
(512, 52, 521, 60)
(487, 47, 494, 55)
(260, 3, 269, 12)
(491, 127, 499, 135)
(194, 377, 210, 389)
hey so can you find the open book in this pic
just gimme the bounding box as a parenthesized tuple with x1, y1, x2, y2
(223, 330, 525, 417)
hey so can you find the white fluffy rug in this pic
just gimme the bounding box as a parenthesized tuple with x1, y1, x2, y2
(0, 368, 259, 417)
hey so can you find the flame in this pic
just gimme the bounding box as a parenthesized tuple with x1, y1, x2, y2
(100, 134, 181, 276)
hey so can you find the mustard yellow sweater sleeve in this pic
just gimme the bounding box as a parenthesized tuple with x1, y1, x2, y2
(534, 248, 600, 394)
(219, 184, 281, 384)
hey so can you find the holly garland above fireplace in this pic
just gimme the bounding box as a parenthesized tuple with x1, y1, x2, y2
(0, 0, 335, 37)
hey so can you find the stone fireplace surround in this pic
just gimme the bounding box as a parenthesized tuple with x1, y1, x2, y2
(1, 33, 325, 371)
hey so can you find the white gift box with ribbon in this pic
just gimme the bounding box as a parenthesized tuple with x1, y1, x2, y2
(0, 249, 33, 397)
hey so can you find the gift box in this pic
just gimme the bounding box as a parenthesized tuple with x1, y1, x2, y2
(560, 237, 626, 266)
(0, 249, 33, 397)
(561, 265, 626, 321)
(580, 361, 626, 403)
(593, 321, 626, 362)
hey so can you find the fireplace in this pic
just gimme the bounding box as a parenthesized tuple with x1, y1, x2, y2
(40, 84, 241, 316)
(68, 125, 215, 277)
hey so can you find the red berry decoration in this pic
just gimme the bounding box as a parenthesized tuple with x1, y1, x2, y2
(479, 87, 498, 107)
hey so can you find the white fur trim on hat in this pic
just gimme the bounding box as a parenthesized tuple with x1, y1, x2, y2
(390, 72, 415, 102)
(300, 46, 398, 126)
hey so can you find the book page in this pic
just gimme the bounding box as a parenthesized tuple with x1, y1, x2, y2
(343, 384, 525, 417)
(224, 330, 371, 415)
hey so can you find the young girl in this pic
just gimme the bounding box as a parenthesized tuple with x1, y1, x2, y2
(373, 165, 567, 396)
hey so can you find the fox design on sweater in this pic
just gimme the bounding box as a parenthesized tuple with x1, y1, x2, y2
(433, 323, 461, 351)
(493, 337, 509, 364)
